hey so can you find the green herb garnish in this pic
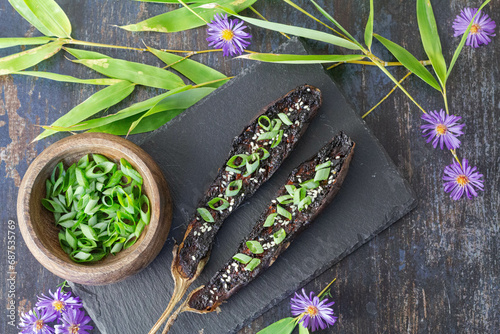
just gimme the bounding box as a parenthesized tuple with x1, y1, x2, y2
(273, 228, 286, 245)
(246, 240, 264, 254)
(197, 207, 214, 223)
(207, 197, 230, 211)
(233, 253, 252, 264)
(245, 258, 261, 271)
(277, 204, 292, 220)
(226, 179, 243, 197)
(44, 154, 150, 263)
(314, 168, 331, 182)
(263, 213, 278, 227)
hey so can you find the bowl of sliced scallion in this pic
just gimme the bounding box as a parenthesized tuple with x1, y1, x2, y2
(17, 133, 172, 285)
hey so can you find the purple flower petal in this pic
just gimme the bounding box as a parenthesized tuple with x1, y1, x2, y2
(19, 308, 57, 334)
(290, 288, 337, 332)
(206, 13, 251, 57)
(420, 109, 465, 150)
(453, 7, 496, 48)
(443, 159, 484, 200)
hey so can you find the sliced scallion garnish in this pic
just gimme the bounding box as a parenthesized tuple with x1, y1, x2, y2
(314, 167, 331, 182)
(245, 258, 261, 271)
(208, 197, 230, 211)
(315, 160, 332, 171)
(227, 154, 248, 169)
(246, 240, 264, 254)
(300, 179, 320, 189)
(277, 113, 293, 126)
(263, 213, 278, 227)
(197, 207, 215, 223)
(277, 194, 293, 204)
(273, 228, 286, 245)
(277, 204, 292, 220)
(226, 179, 243, 197)
(233, 253, 252, 264)
(258, 115, 272, 131)
(298, 196, 312, 211)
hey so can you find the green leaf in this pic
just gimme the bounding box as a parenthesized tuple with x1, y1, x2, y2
(72, 58, 185, 90)
(47, 87, 189, 132)
(246, 240, 263, 254)
(257, 317, 297, 334)
(120, 0, 257, 33)
(230, 14, 361, 50)
(0, 36, 53, 49)
(147, 47, 228, 87)
(64, 47, 111, 60)
(298, 323, 310, 334)
(309, 0, 361, 48)
(238, 53, 364, 64)
(8, 0, 54, 36)
(134, 0, 213, 3)
(14, 71, 123, 85)
(0, 41, 64, 76)
(416, 0, 447, 86)
(447, 0, 491, 78)
(23, 0, 72, 38)
(127, 87, 215, 134)
(35, 81, 135, 141)
(373, 34, 441, 91)
(364, 0, 374, 49)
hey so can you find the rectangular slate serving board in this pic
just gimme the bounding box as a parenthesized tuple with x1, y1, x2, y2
(71, 38, 417, 334)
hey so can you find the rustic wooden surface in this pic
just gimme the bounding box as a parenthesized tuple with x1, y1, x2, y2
(1, 0, 498, 333)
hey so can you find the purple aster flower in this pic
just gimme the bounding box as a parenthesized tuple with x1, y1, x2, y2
(19, 308, 57, 334)
(36, 287, 82, 319)
(443, 159, 484, 200)
(206, 13, 251, 57)
(452, 8, 496, 48)
(54, 308, 93, 334)
(421, 109, 465, 150)
(290, 289, 337, 332)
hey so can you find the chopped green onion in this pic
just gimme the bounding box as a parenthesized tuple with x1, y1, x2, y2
(245, 258, 261, 271)
(293, 187, 306, 205)
(246, 240, 264, 254)
(43, 154, 150, 262)
(244, 155, 260, 177)
(271, 130, 284, 148)
(225, 166, 242, 174)
(255, 147, 270, 160)
(257, 130, 279, 141)
(298, 196, 312, 211)
(277, 204, 292, 220)
(226, 179, 243, 197)
(197, 207, 214, 223)
(315, 160, 332, 171)
(208, 197, 229, 211)
(300, 179, 320, 189)
(285, 184, 296, 196)
(233, 253, 252, 264)
(263, 213, 278, 227)
(277, 194, 293, 204)
(258, 115, 272, 131)
(277, 113, 293, 126)
(273, 228, 286, 245)
(227, 154, 248, 169)
(314, 168, 331, 182)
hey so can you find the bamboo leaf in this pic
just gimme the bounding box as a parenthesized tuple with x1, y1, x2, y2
(230, 13, 361, 50)
(14, 71, 123, 85)
(120, 0, 257, 33)
(147, 47, 228, 87)
(447, 0, 491, 78)
(8, 0, 54, 36)
(64, 47, 112, 60)
(134, 0, 209, 2)
(46, 87, 191, 132)
(238, 53, 364, 64)
(23, 0, 72, 38)
(256, 317, 296, 334)
(88, 109, 185, 135)
(0, 37, 53, 49)
(374, 34, 441, 91)
(127, 87, 215, 133)
(309, 0, 361, 48)
(364, 0, 374, 49)
(416, 0, 447, 86)
(0, 41, 64, 76)
(298, 323, 310, 334)
(35, 81, 136, 141)
(72, 58, 185, 90)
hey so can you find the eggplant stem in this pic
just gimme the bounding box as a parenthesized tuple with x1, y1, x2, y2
(149, 245, 209, 333)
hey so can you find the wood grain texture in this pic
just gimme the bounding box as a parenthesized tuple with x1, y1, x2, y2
(0, 0, 498, 333)
(16, 133, 172, 285)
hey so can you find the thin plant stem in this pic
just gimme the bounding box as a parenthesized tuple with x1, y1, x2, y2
(68, 39, 147, 52)
(318, 278, 337, 298)
(192, 77, 234, 88)
(326, 59, 431, 70)
(249, 6, 290, 39)
(362, 71, 412, 119)
(177, 0, 208, 24)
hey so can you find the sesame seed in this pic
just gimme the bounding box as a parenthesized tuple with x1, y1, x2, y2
(335, 155, 340, 159)
(223, 283, 227, 290)
(196, 217, 200, 221)
(307, 88, 311, 92)
(284, 134, 288, 137)
(216, 296, 219, 300)
(271, 200, 276, 203)
(227, 277, 231, 282)
(192, 256, 196, 260)
(222, 274, 227, 278)
(232, 263, 238, 267)
(295, 120, 300, 126)
(210, 290, 214, 294)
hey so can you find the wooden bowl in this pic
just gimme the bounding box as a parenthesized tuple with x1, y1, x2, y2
(17, 133, 172, 285)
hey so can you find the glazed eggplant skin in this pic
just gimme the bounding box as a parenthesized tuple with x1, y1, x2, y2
(175, 85, 322, 279)
(188, 132, 355, 312)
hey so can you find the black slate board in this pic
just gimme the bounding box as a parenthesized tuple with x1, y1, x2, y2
(71, 39, 417, 334)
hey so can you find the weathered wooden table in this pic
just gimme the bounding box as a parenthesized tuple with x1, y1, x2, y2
(1, 0, 498, 333)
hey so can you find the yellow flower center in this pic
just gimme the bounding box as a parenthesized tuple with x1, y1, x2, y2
(35, 320, 44, 330)
(456, 175, 469, 186)
(53, 300, 65, 312)
(221, 29, 234, 41)
(69, 324, 80, 334)
(470, 23, 479, 34)
(307, 305, 319, 317)
(436, 124, 447, 135)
